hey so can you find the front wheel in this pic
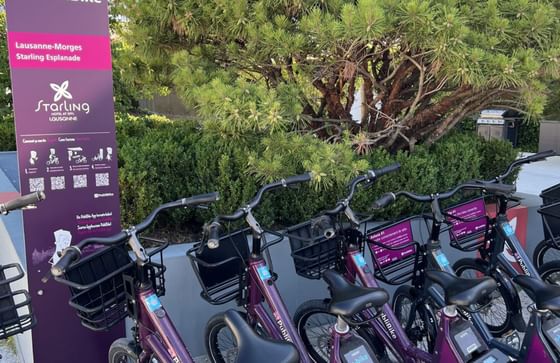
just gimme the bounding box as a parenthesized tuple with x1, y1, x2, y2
(533, 240, 560, 269)
(294, 299, 386, 363)
(392, 285, 437, 354)
(108, 338, 141, 363)
(453, 258, 515, 336)
(206, 312, 239, 363)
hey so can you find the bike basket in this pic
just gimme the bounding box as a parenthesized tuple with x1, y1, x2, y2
(541, 183, 560, 206)
(0, 264, 36, 339)
(444, 198, 489, 252)
(539, 201, 560, 246)
(187, 228, 250, 305)
(54, 237, 167, 332)
(366, 216, 422, 285)
(284, 217, 345, 280)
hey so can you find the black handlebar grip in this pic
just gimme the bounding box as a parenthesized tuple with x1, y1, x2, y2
(2, 191, 45, 213)
(207, 222, 221, 249)
(282, 172, 312, 186)
(183, 192, 220, 206)
(373, 163, 401, 178)
(483, 183, 516, 195)
(51, 248, 80, 277)
(372, 192, 396, 209)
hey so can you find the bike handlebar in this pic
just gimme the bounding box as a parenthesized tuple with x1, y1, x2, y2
(373, 182, 516, 210)
(323, 164, 401, 216)
(50, 192, 219, 277)
(490, 150, 556, 182)
(204, 173, 312, 249)
(0, 192, 45, 215)
(212, 173, 312, 223)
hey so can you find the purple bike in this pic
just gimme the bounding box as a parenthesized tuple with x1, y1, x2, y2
(188, 174, 314, 363)
(50, 193, 219, 363)
(291, 168, 511, 362)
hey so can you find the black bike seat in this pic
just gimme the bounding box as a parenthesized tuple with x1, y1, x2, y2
(322, 270, 389, 317)
(513, 275, 560, 312)
(426, 270, 497, 307)
(223, 310, 299, 363)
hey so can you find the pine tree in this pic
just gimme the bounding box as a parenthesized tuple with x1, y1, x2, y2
(114, 0, 560, 152)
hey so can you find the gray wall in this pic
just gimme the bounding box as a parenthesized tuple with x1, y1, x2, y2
(139, 194, 545, 358)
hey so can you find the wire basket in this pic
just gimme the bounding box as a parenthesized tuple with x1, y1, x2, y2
(0, 264, 36, 339)
(541, 183, 560, 206)
(444, 198, 489, 252)
(284, 216, 346, 279)
(188, 228, 251, 305)
(539, 201, 560, 247)
(54, 237, 167, 332)
(366, 216, 422, 285)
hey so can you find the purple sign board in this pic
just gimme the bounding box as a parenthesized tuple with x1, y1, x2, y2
(367, 220, 416, 267)
(5, 1, 121, 361)
(445, 199, 487, 241)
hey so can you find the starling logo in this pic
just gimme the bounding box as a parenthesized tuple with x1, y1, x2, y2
(35, 81, 90, 122)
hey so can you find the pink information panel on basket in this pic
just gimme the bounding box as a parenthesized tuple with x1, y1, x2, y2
(367, 219, 416, 267)
(445, 198, 487, 240)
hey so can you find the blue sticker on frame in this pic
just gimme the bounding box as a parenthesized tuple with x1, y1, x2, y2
(144, 294, 162, 312)
(502, 223, 515, 237)
(257, 265, 272, 281)
(353, 253, 367, 268)
(435, 251, 450, 268)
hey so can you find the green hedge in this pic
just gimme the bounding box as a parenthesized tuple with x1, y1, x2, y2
(116, 115, 517, 232)
(0, 113, 518, 233)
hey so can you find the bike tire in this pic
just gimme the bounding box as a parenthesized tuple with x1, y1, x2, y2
(206, 312, 239, 363)
(108, 338, 142, 363)
(539, 260, 560, 285)
(205, 311, 269, 363)
(293, 299, 386, 363)
(392, 285, 437, 354)
(453, 258, 515, 336)
(533, 240, 560, 269)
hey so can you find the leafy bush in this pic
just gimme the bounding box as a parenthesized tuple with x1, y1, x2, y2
(115, 115, 518, 232)
(0, 113, 518, 233)
(0, 113, 14, 152)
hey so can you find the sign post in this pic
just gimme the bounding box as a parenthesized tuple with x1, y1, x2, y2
(5, 0, 122, 361)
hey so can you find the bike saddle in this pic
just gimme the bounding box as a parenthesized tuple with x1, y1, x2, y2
(513, 275, 560, 312)
(223, 310, 299, 363)
(426, 270, 497, 307)
(322, 269, 389, 317)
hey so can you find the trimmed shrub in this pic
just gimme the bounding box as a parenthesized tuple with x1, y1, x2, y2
(0, 113, 519, 234)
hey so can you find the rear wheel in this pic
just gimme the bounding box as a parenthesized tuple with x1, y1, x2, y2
(453, 258, 515, 336)
(392, 285, 437, 353)
(533, 240, 560, 269)
(294, 299, 386, 363)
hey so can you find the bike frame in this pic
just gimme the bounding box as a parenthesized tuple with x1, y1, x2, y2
(344, 247, 432, 363)
(134, 284, 195, 363)
(242, 234, 312, 363)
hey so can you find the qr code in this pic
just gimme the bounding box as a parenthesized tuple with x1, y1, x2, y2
(51, 176, 65, 191)
(73, 174, 87, 189)
(29, 178, 45, 192)
(95, 173, 109, 187)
